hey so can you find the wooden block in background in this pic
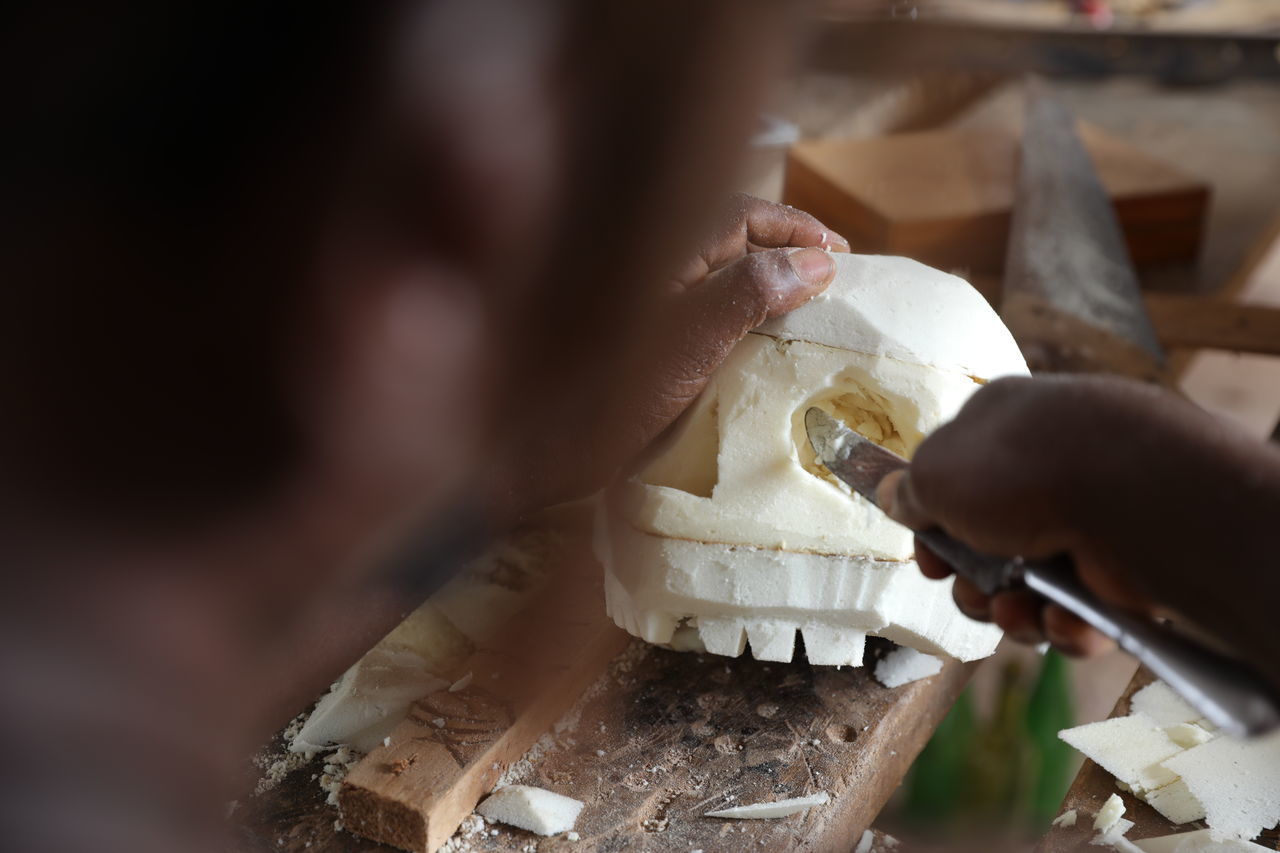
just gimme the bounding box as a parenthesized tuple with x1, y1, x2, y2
(783, 124, 1209, 274)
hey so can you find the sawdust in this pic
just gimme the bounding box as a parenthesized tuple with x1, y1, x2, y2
(318, 746, 361, 807)
(251, 714, 310, 795)
(438, 814, 487, 853)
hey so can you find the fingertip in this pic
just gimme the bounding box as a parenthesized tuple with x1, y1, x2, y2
(913, 537, 953, 580)
(952, 575, 992, 622)
(878, 469, 933, 531)
(990, 590, 1045, 646)
(821, 231, 851, 253)
(1044, 605, 1115, 657)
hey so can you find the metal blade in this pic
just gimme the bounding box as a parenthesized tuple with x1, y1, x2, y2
(805, 407, 1017, 596)
(804, 408, 908, 510)
(1002, 81, 1167, 381)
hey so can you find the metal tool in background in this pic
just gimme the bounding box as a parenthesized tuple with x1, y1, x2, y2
(805, 406, 1280, 738)
(1001, 80, 1169, 383)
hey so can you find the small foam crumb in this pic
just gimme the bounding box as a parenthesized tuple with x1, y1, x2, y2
(476, 785, 585, 836)
(1052, 808, 1078, 828)
(855, 829, 875, 853)
(566, 831, 580, 842)
(1095, 794, 1126, 833)
(449, 671, 474, 693)
(383, 736, 391, 747)
(874, 646, 944, 689)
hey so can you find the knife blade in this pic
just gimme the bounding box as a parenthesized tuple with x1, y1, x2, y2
(805, 406, 1280, 738)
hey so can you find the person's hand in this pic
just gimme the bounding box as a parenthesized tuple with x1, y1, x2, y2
(499, 193, 849, 516)
(874, 375, 1280, 682)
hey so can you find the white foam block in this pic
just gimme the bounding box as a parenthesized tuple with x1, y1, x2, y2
(598, 254, 1025, 666)
(1145, 778, 1206, 825)
(705, 791, 829, 819)
(875, 646, 944, 688)
(757, 254, 1026, 380)
(1136, 829, 1273, 852)
(599, 524, 1001, 663)
(1161, 733, 1280, 842)
(476, 785, 584, 836)
(1131, 681, 1202, 728)
(1059, 717, 1182, 793)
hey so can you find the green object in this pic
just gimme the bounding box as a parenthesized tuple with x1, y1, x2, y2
(1025, 650, 1078, 829)
(903, 687, 977, 826)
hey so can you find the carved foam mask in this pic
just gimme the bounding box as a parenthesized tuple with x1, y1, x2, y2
(595, 254, 1030, 666)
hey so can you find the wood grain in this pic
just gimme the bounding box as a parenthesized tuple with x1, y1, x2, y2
(1145, 294, 1280, 357)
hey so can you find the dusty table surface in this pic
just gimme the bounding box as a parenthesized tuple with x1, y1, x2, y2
(241, 638, 968, 852)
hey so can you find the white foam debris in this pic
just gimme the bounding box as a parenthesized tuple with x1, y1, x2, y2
(1145, 778, 1206, 824)
(566, 831, 580, 842)
(449, 671, 474, 693)
(1061, 679, 1280, 844)
(1135, 828, 1274, 852)
(475, 785, 584, 836)
(1131, 681, 1201, 728)
(874, 646, 944, 689)
(1165, 723, 1214, 749)
(1052, 808, 1079, 827)
(1095, 794, 1126, 833)
(704, 791, 829, 819)
(1161, 732, 1280, 842)
(1059, 716, 1182, 793)
(855, 829, 875, 853)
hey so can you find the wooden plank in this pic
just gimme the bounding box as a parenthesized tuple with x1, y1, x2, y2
(338, 534, 631, 852)
(1144, 294, 1280, 356)
(782, 123, 1208, 276)
(1036, 668, 1280, 852)
(1176, 215, 1280, 440)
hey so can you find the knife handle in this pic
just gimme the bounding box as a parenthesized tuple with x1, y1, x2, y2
(915, 526, 1280, 738)
(1021, 556, 1280, 739)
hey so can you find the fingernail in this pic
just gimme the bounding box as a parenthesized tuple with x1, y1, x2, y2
(787, 247, 835, 285)
(825, 233, 851, 252)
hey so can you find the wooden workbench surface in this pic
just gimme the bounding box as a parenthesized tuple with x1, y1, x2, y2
(242, 638, 967, 852)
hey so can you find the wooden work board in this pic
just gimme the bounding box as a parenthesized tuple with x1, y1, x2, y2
(1037, 668, 1280, 853)
(239, 508, 973, 853)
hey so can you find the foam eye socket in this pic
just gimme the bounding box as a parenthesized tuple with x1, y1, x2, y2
(793, 387, 912, 496)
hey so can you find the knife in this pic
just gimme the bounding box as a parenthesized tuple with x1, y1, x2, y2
(805, 406, 1280, 738)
